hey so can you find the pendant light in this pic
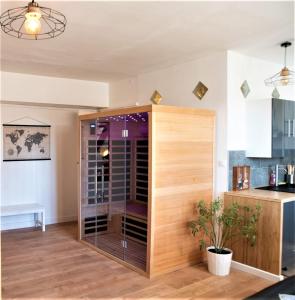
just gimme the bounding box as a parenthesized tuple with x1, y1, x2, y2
(0, 0, 66, 40)
(265, 42, 294, 87)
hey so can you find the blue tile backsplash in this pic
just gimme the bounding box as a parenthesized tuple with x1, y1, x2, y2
(228, 150, 295, 190)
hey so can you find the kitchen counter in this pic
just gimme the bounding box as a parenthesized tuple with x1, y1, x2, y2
(224, 189, 295, 276)
(225, 189, 295, 203)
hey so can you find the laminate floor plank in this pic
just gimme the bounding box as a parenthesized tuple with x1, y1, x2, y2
(1, 222, 273, 299)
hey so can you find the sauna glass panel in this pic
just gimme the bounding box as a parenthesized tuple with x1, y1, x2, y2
(92, 115, 127, 261)
(123, 112, 149, 271)
(81, 112, 149, 272)
(81, 119, 103, 247)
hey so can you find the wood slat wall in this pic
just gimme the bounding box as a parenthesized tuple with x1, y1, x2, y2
(149, 110, 215, 277)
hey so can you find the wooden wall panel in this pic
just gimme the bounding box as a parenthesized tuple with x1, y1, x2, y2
(224, 195, 282, 275)
(150, 111, 215, 277)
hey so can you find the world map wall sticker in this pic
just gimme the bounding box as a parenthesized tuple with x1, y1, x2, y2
(3, 124, 51, 161)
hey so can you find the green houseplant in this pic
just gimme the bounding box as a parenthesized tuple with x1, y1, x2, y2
(189, 198, 261, 276)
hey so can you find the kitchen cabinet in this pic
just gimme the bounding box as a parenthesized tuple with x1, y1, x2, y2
(272, 98, 285, 157)
(282, 201, 295, 277)
(224, 190, 295, 277)
(246, 98, 295, 158)
(284, 99, 295, 151)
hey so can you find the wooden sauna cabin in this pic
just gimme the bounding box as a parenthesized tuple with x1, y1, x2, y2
(78, 105, 215, 278)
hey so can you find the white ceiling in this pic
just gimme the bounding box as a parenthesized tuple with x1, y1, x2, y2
(0, 1, 294, 82)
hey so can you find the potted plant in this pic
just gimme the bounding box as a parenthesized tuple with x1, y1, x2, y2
(188, 198, 261, 276)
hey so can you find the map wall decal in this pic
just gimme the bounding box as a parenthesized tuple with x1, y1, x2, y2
(3, 125, 51, 161)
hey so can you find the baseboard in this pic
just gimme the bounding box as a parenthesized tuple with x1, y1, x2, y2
(1, 215, 77, 230)
(231, 260, 284, 282)
(46, 215, 77, 225)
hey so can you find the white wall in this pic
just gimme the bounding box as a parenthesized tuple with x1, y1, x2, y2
(110, 78, 138, 107)
(227, 51, 295, 151)
(110, 50, 295, 195)
(111, 52, 228, 196)
(1, 104, 80, 229)
(1, 71, 109, 108)
(3, 50, 291, 226)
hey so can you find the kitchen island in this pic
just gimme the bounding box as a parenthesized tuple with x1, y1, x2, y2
(224, 189, 295, 277)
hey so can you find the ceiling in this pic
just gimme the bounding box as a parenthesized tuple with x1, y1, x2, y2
(0, 1, 294, 82)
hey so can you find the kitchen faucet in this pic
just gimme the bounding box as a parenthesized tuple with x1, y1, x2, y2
(275, 164, 287, 186)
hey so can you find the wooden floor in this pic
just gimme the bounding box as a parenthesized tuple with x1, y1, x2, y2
(1, 222, 273, 299)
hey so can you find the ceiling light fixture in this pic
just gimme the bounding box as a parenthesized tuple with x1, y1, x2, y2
(0, 0, 66, 40)
(265, 42, 294, 87)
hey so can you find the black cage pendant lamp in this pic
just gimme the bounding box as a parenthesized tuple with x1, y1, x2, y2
(0, 0, 66, 40)
(265, 42, 294, 87)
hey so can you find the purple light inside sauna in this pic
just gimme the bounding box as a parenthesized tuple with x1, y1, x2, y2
(101, 113, 148, 123)
(98, 112, 148, 140)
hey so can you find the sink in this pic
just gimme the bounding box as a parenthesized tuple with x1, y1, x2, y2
(256, 184, 295, 193)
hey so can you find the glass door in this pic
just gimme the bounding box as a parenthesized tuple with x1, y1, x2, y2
(94, 115, 127, 261)
(81, 113, 148, 271)
(123, 112, 149, 271)
(81, 119, 106, 248)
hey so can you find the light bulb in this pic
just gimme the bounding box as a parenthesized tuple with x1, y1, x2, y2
(281, 78, 289, 86)
(24, 11, 41, 34)
(280, 67, 290, 86)
(99, 147, 109, 157)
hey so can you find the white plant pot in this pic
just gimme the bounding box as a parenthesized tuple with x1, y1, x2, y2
(206, 246, 233, 276)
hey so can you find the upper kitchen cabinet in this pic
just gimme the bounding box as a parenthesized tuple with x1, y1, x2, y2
(284, 100, 295, 151)
(246, 98, 295, 158)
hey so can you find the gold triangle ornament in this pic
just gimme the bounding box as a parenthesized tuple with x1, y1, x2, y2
(150, 90, 162, 105)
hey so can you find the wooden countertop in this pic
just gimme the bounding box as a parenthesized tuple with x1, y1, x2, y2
(224, 189, 295, 203)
